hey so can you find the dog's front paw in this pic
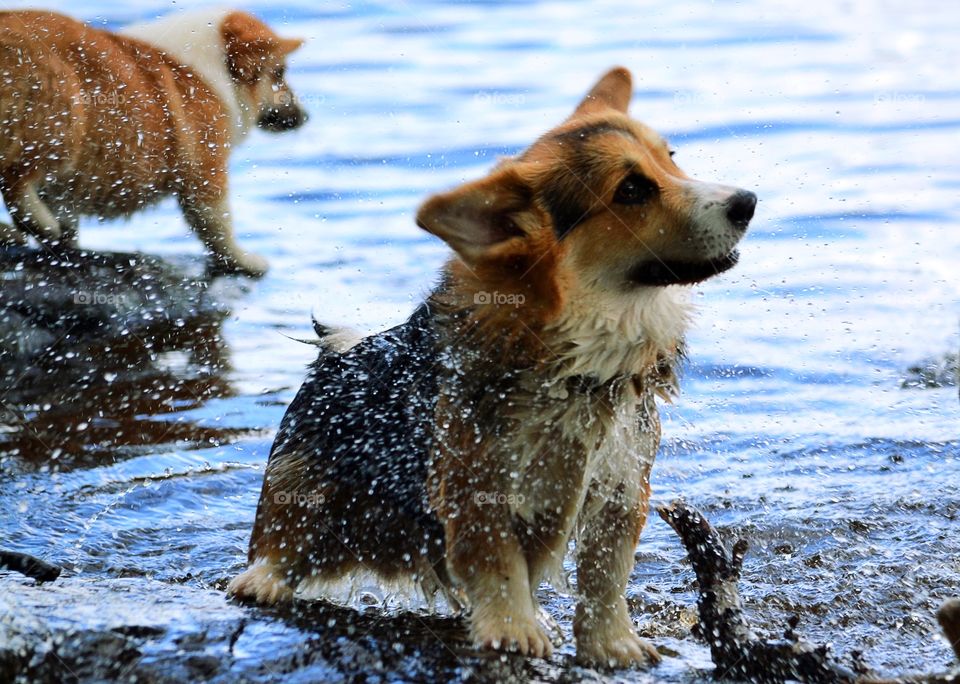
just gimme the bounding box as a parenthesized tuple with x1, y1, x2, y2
(577, 629, 660, 669)
(0, 222, 27, 246)
(472, 608, 553, 658)
(210, 251, 269, 278)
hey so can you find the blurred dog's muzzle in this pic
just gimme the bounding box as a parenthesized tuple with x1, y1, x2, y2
(257, 105, 308, 132)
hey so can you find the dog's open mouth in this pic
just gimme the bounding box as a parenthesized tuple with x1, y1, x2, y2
(628, 250, 740, 286)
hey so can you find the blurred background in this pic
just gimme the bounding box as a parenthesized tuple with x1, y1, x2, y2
(1, 1, 957, 681)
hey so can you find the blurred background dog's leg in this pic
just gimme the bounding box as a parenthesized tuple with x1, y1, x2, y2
(0, 220, 27, 246)
(180, 193, 268, 277)
(2, 181, 63, 244)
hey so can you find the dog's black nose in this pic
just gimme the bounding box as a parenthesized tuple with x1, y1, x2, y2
(725, 190, 757, 230)
(257, 106, 308, 132)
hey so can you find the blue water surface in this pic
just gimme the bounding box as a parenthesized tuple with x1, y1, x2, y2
(1, 0, 958, 680)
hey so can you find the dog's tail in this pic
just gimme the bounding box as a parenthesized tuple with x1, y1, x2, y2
(310, 317, 364, 353)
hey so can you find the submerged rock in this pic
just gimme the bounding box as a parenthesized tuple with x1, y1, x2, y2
(901, 352, 959, 389)
(0, 550, 61, 583)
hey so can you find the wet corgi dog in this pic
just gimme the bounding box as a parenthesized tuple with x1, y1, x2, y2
(0, 9, 306, 277)
(229, 67, 756, 667)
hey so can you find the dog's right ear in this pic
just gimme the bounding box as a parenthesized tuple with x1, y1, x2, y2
(569, 66, 633, 119)
(416, 168, 533, 264)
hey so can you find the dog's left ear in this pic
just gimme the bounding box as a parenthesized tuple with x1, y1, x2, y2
(416, 168, 532, 264)
(569, 66, 633, 119)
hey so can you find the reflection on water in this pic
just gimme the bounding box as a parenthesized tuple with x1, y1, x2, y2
(1, 0, 959, 681)
(0, 312, 240, 469)
(0, 248, 250, 471)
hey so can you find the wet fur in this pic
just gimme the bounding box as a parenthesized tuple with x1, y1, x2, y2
(231, 67, 755, 668)
(0, 9, 305, 276)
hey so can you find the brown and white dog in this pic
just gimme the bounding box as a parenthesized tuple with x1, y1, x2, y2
(0, 9, 307, 276)
(229, 67, 756, 667)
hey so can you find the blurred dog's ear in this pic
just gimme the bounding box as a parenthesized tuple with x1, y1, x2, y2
(569, 66, 633, 119)
(278, 37, 304, 55)
(222, 11, 302, 82)
(416, 167, 533, 265)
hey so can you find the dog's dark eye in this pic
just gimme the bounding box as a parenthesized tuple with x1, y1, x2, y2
(273, 65, 286, 80)
(669, 150, 676, 158)
(613, 173, 658, 205)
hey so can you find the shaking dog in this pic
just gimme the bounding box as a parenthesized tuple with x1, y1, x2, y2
(230, 67, 757, 667)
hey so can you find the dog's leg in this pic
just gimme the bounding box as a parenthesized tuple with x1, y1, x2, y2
(447, 508, 553, 658)
(1, 180, 62, 245)
(574, 479, 660, 668)
(0, 221, 27, 246)
(53, 206, 79, 249)
(436, 441, 553, 658)
(228, 447, 313, 604)
(228, 555, 294, 605)
(36, 184, 80, 249)
(179, 193, 268, 278)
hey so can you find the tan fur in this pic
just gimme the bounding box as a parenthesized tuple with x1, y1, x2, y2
(228, 557, 294, 604)
(0, 9, 305, 276)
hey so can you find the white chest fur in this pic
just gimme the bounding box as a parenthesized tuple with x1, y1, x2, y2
(547, 283, 691, 383)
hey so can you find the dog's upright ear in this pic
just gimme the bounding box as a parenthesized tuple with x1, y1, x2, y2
(278, 37, 305, 55)
(416, 167, 534, 265)
(569, 66, 633, 119)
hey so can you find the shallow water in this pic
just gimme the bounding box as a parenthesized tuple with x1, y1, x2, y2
(1, 0, 958, 681)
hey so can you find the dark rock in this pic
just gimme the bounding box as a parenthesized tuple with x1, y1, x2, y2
(0, 550, 61, 583)
(901, 352, 959, 389)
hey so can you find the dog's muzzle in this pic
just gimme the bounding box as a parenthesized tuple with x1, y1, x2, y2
(257, 104, 308, 132)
